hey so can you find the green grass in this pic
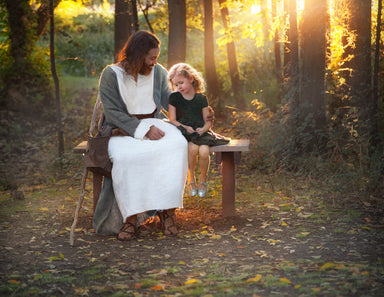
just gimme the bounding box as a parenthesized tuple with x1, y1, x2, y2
(61, 75, 99, 91)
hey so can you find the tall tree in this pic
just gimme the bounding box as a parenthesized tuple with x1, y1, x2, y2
(3, 0, 61, 69)
(372, 0, 382, 148)
(349, 0, 373, 139)
(272, 0, 282, 81)
(167, 0, 186, 67)
(260, 0, 271, 61)
(299, 0, 328, 151)
(4, 0, 34, 70)
(218, 0, 245, 109)
(203, 0, 221, 115)
(283, 0, 291, 70)
(115, 0, 140, 61)
(49, 0, 64, 159)
(2, 0, 56, 112)
(284, 0, 299, 134)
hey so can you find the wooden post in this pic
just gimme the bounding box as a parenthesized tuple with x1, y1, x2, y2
(221, 152, 235, 217)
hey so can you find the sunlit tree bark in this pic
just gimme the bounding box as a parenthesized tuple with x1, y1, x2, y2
(284, 0, 299, 136)
(218, 0, 245, 109)
(114, 0, 140, 61)
(167, 0, 186, 67)
(300, 0, 327, 151)
(283, 0, 290, 70)
(203, 0, 222, 115)
(272, 0, 282, 81)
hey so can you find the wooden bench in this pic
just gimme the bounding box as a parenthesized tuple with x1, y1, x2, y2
(73, 138, 249, 217)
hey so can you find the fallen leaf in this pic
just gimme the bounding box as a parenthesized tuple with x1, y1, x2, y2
(320, 262, 336, 270)
(9, 279, 19, 285)
(184, 279, 198, 285)
(246, 274, 262, 282)
(280, 277, 291, 284)
(150, 285, 163, 290)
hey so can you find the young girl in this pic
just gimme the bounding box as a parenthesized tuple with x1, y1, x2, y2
(168, 63, 229, 198)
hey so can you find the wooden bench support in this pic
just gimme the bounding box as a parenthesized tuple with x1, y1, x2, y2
(74, 139, 250, 217)
(222, 151, 236, 217)
(210, 139, 250, 217)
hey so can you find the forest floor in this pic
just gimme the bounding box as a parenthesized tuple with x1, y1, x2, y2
(0, 86, 384, 296)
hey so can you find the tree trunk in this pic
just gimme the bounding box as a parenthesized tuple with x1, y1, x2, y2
(285, 0, 299, 134)
(371, 0, 383, 151)
(114, 0, 140, 61)
(36, 0, 61, 37)
(49, 0, 64, 159)
(4, 0, 34, 69)
(373, 0, 382, 107)
(203, 0, 222, 115)
(349, 0, 372, 139)
(167, 0, 186, 67)
(218, 0, 245, 109)
(300, 0, 327, 151)
(261, 0, 271, 61)
(272, 0, 282, 81)
(130, 0, 140, 33)
(283, 0, 290, 71)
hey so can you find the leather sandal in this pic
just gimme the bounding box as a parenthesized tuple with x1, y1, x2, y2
(158, 210, 178, 235)
(118, 221, 136, 241)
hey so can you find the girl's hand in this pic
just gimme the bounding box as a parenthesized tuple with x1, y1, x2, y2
(185, 126, 195, 134)
(195, 127, 206, 135)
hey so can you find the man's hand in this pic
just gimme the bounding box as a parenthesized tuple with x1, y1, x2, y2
(145, 125, 165, 140)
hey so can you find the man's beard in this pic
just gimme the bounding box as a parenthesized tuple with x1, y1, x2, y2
(139, 63, 155, 75)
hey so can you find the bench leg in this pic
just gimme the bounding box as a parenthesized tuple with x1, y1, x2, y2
(93, 173, 103, 212)
(221, 152, 235, 217)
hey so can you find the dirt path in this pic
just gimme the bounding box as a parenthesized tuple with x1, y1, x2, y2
(1, 172, 383, 297)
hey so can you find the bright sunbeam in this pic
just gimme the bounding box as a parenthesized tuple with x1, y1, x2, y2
(251, 4, 261, 14)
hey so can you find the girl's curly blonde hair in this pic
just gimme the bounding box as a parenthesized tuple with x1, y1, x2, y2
(168, 63, 206, 93)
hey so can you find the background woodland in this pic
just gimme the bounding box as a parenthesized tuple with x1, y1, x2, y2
(0, 0, 383, 200)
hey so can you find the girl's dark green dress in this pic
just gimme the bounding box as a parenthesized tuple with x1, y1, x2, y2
(169, 92, 230, 146)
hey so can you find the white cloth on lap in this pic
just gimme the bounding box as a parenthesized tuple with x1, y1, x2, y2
(108, 118, 188, 220)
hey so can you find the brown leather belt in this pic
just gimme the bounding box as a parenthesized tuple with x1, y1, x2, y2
(130, 109, 156, 120)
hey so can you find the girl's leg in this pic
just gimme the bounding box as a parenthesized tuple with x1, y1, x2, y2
(188, 142, 199, 196)
(198, 145, 210, 197)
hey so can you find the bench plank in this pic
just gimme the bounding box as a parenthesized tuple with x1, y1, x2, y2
(74, 141, 87, 154)
(209, 139, 250, 153)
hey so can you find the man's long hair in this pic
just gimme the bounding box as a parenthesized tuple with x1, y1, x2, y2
(118, 31, 160, 76)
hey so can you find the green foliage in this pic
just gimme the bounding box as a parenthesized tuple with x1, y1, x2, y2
(45, 12, 114, 76)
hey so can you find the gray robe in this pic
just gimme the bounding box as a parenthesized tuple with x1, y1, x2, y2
(93, 64, 171, 235)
